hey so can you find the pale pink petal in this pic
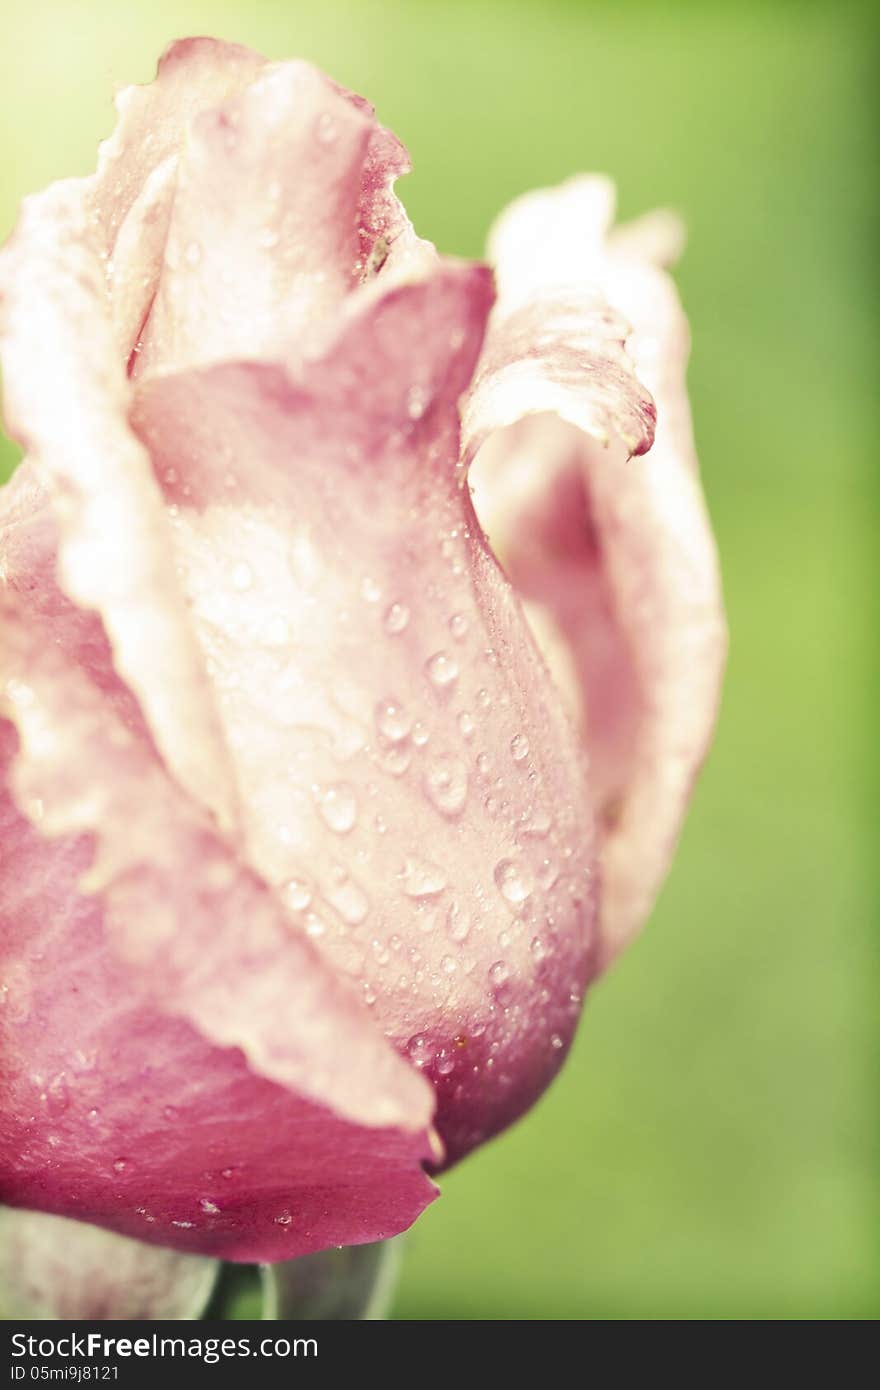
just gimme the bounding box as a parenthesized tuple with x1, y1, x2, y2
(96, 39, 268, 369)
(130, 262, 597, 1164)
(134, 61, 425, 375)
(0, 718, 436, 1260)
(466, 176, 725, 966)
(0, 1208, 218, 1319)
(0, 182, 240, 830)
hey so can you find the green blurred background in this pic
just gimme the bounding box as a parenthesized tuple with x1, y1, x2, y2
(1, 0, 876, 1319)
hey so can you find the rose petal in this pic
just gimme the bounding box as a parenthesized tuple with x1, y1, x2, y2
(129, 261, 598, 1164)
(0, 1207, 218, 1320)
(0, 675, 437, 1262)
(134, 61, 424, 375)
(0, 475, 436, 1128)
(0, 182, 240, 830)
(467, 176, 726, 965)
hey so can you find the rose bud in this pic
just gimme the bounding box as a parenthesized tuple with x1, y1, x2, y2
(0, 38, 725, 1316)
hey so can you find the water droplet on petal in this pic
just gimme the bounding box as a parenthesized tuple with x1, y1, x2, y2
(425, 651, 458, 690)
(457, 711, 475, 738)
(407, 1033, 433, 1067)
(199, 1198, 221, 1215)
(494, 857, 534, 906)
(446, 901, 471, 943)
(375, 698, 411, 742)
(510, 733, 530, 763)
(400, 856, 447, 899)
(436, 1049, 456, 1075)
(522, 809, 552, 839)
(383, 601, 410, 634)
(537, 857, 559, 890)
(304, 911, 328, 938)
(315, 783, 358, 834)
(360, 576, 381, 602)
(380, 743, 412, 776)
(326, 870, 369, 925)
(449, 612, 469, 641)
(489, 960, 510, 987)
(406, 385, 428, 419)
(424, 757, 468, 816)
(283, 876, 313, 912)
(316, 111, 338, 143)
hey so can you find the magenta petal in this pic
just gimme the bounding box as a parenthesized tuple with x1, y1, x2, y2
(0, 708, 437, 1262)
(0, 1208, 218, 1319)
(466, 176, 726, 965)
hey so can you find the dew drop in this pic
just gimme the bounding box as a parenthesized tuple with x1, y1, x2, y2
(551, 1033, 564, 1050)
(510, 733, 530, 763)
(448, 611, 469, 641)
(446, 901, 471, 943)
(476, 688, 492, 711)
(457, 711, 475, 739)
(436, 1049, 456, 1075)
(406, 385, 428, 420)
(522, 809, 552, 839)
(537, 857, 559, 891)
(380, 743, 412, 776)
(425, 651, 459, 690)
(375, 698, 411, 742)
(112, 1158, 128, 1174)
(424, 757, 468, 816)
(383, 601, 410, 634)
(494, 857, 534, 906)
(315, 783, 358, 834)
(412, 720, 430, 747)
(316, 111, 338, 143)
(283, 876, 313, 912)
(326, 870, 369, 925)
(476, 751, 491, 778)
(360, 575, 381, 603)
(530, 935, 547, 961)
(407, 1033, 433, 1067)
(199, 1198, 221, 1215)
(400, 856, 447, 899)
(304, 911, 327, 938)
(489, 960, 510, 987)
(274, 1212, 292, 1226)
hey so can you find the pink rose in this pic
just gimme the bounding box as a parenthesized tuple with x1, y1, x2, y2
(0, 38, 725, 1312)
